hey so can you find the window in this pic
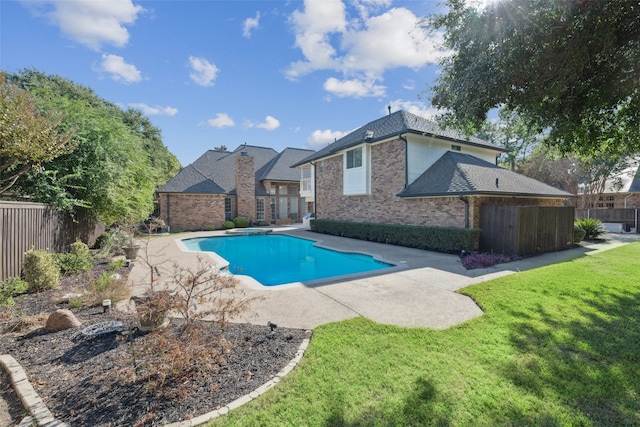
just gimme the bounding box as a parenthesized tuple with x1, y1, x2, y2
(270, 197, 276, 222)
(451, 144, 461, 151)
(346, 147, 362, 169)
(269, 186, 276, 195)
(288, 186, 298, 195)
(607, 203, 614, 208)
(224, 197, 232, 221)
(318, 161, 324, 173)
(256, 199, 265, 221)
(606, 196, 614, 201)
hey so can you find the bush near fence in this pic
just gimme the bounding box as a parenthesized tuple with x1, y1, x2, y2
(310, 219, 480, 254)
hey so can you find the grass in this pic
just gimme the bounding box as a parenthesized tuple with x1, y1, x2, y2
(210, 243, 640, 426)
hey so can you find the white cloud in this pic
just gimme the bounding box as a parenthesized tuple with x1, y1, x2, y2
(286, 0, 347, 80)
(98, 54, 141, 83)
(128, 103, 178, 116)
(189, 56, 219, 87)
(323, 77, 385, 98)
(24, 0, 144, 51)
(286, 1, 448, 99)
(242, 12, 260, 38)
(258, 116, 281, 131)
(207, 113, 235, 128)
(387, 99, 441, 119)
(307, 129, 350, 149)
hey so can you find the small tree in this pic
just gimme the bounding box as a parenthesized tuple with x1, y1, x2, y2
(0, 75, 76, 194)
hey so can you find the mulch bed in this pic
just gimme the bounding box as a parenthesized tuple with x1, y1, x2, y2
(0, 261, 310, 426)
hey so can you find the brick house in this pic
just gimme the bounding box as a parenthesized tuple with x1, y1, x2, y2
(157, 145, 314, 231)
(591, 158, 640, 209)
(293, 110, 573, 230)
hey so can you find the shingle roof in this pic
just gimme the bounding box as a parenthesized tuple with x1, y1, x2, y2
(292, 110, 506, 167)
(260, 147, 316, 182)
(604, 158, 640, 193)
(157, 145, 314, 195)
(398, 151, 573, 198)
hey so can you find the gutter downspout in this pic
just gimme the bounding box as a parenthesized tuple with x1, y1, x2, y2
(310, 161, 317, 219)
(459, 194, 469, 228)
(399, 134, 408, 188)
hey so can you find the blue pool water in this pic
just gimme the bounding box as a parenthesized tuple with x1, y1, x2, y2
(182, 234, 392, 286)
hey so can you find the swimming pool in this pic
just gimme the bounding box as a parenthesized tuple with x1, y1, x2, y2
(182, 234, 393, 286)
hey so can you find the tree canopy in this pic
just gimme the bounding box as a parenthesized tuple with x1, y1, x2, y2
(0, 75, 75, 194)
(5, 69, 181, 224)
(427, 0, 640, 157)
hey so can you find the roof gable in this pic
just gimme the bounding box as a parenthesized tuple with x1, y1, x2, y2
(158, 145, 310, 196)
(293, 110, 506, 167)
(399, 151, 572, 198)
(260, 147, 316, 181)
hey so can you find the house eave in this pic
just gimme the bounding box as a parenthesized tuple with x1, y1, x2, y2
(397, 191, 574, 199)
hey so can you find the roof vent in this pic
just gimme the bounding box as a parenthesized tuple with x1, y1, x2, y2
(240, 151, 248, 156)
(365, 130, 374, 140)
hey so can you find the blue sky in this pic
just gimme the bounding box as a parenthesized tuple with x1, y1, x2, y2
(1, 0, 448, 166)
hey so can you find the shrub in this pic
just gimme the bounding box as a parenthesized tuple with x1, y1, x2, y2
(574, 218, 605, 240)
(84, 271, 130, 307)
(222, 220, 235, 229)
(108, 259, 127, 271)
(573, 226, 587, 243)
(0, 277, 29, 307)
(55, 240, 93, 276)
(461, 252, 514, 269)
(233, 217, 249, 228)
(94, 228, 129, 258)
(23, 248, 60, 292)
(311, 219, 480, 254)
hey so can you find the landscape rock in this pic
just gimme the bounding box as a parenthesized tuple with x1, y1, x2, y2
(45, 309, 81, 332)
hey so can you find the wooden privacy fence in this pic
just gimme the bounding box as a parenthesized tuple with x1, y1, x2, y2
(480, 205, 575, 256)
(0, 201, 104, 281)
(575, 208, 639, 232)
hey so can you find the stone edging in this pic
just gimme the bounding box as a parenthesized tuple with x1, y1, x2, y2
(1, 336, 311, 427)
(0, 354, 70, 427)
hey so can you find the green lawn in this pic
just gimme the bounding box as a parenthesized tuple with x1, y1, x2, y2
(210, 243, 640, 426)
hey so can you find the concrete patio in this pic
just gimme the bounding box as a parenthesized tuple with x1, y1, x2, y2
(125, 227, 639, 330)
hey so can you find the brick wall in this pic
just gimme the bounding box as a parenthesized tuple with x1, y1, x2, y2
(316, 137, 568, 229)
(235, 154, 256, 222)
(158, 193, 228, 231)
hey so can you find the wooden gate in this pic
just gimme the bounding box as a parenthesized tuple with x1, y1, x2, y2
(480, 205, 575, 256)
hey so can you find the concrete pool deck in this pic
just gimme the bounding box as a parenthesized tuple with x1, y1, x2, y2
(126, 228, 640, 330)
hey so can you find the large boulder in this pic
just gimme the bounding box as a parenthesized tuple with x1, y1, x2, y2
(45, 309, 81, 332)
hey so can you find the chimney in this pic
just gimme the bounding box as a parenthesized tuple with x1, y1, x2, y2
(235, 153, 256, 222)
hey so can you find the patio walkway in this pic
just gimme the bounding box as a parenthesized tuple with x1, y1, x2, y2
(125, 228, 639, 330)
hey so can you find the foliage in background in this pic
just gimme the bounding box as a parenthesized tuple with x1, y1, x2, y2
(222, 220, 235, 229)
(0, 74, 76, 194)
(427, 0, 640, 157)
(94, 228, 129, 258)
(311, 219, 480, 253)
(22, 248, 60, 292)
(54, 240, 93, 276)
(5, 69, 181, 224)
(82, 271, 130, 308)
(0, 277, 29, 308)
(574, 218, 605, 240)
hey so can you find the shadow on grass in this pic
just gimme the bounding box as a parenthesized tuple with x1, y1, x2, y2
(507, 287, 640, 425)
(322, 376, 451, 426)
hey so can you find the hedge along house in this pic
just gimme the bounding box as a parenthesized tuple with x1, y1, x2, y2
(157, 145, 315, 231)
(293, 110, 574, 254)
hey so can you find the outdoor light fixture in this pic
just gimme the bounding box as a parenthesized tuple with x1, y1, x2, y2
(102, 299, 112, 313)
(267, 321, 278, 332)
